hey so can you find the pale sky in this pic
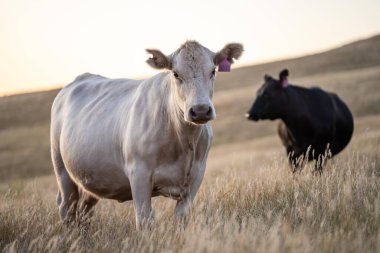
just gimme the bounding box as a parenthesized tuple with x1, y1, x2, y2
(0, 0, 379, 96)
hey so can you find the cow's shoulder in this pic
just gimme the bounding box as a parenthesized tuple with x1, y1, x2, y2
(308, 86, 328, 96)
(73, 72, 107, 82)
(302, 86, 332, 106)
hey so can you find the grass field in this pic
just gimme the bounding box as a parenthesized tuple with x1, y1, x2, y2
(1, 35, 380, 252)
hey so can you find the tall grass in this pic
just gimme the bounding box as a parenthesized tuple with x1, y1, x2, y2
(1, 147, 379, 253)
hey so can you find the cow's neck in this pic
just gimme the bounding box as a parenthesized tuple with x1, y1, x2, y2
(279, 87, 311, 141)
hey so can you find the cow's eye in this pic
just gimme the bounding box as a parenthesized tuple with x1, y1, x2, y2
(173, 71, 183, 83)
(211, 69, 216, 78)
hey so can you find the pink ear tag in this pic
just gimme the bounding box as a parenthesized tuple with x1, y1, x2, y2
(282, 78, 289, 88)
(218, 58, 231, 72)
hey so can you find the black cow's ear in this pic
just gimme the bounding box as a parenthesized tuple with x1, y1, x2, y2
(279, 69, 289, 88)
(279, 69, 289, 82)
(264, 74, 271, 82)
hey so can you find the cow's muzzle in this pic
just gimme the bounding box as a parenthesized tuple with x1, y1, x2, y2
(245, 112, 259, 121)
(189, 104, 213, 124)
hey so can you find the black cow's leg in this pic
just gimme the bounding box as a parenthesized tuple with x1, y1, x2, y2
(313, 145, 331, 175)
(313, 153, 329, 175)
(313, 156, 324, 175)
(288, 151, 303, 173)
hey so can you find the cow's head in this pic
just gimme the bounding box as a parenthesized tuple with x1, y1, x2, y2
(246, 69, 289, 121)
(146, 41, 243, 125)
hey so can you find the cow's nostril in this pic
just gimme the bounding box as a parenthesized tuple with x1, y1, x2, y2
(206, 107, 212, 116)
(190, 108, 197, 118)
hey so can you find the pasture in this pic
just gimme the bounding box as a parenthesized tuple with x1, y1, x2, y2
(1, 35, 380, 252)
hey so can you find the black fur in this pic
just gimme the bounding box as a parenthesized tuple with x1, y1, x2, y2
(279, 69, 289, 82)
(246, 69, 354, 172)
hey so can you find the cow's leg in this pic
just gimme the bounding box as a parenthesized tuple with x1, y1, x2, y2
(313, 154, 328, 175)
(129, 164, 153, 230)
(313, 144, 331, 175)
(52, 148, 79, 226)
(78, 192, 98, 221)
(56, 190, 62, 206)
(313, 156, 324, 175)
(313, 162, 323, 175)
(58, 174, 79, 226)
(78, 190, 98, 232)
(288, 152, 303, 173)
(175, 162, 206, 221)
(175, 198, 191, 220)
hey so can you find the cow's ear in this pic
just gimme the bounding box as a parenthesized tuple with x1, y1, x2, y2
(279, 69, 289, 81)
(279, 69, 289, 88)
(214, 43, 244, 65)
(264, 74, 271, 82)
(146, 49, 172, 70)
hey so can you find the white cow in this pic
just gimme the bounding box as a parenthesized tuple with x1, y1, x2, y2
(51, 41, 243, 228)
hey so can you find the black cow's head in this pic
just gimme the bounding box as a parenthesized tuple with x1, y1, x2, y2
(246, 69, 289, 121)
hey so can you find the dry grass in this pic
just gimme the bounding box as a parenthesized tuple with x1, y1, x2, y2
(1, 35, 380, 252)
(1, 133, 379, 252)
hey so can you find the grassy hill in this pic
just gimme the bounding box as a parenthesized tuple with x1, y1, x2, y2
(1, 34, 380, 253)
(215, 34, 380, 92)
(1, 34, 379, 181)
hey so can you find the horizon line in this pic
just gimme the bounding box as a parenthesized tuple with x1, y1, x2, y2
(1, 32, 378, 98)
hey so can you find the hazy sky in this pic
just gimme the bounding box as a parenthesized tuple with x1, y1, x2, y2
(0, 0, 379, 96)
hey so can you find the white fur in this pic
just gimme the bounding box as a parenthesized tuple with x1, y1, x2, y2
(51, 41, 242, 229)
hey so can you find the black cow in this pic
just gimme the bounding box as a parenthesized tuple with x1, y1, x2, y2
(246, 69, 354, 173)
